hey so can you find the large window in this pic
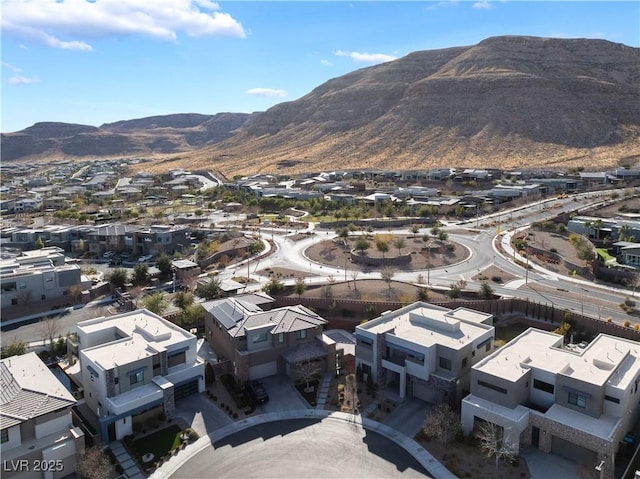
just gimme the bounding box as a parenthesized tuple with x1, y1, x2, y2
(252, 332, 268, 343)
(604, 395, 620, 404)
(168, 350, 186, 367)
(297, 329, 307, 340)
(1, 429, 8, 443)
(439, 357, 452, 371)
(130, 370, 144, 386)
(568, 391, 587, 408)
(533, 379, 554, 394)
(478, 380, 507, 394)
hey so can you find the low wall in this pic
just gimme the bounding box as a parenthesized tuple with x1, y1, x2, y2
(349, 250, 412, 267)
(273, 295, 640, 341)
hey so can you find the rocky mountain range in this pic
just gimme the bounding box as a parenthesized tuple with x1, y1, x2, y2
(2, 36, 639, 175)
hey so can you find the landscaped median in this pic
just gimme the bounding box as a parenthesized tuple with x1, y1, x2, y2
(150, 410, 457, 479)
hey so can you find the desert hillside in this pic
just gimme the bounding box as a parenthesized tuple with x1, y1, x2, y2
(3, 36, 639, 175)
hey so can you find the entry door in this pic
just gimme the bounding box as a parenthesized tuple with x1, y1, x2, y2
(532, 427, 540, 448)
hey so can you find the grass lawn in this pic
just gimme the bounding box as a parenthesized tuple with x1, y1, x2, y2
(133, 425, 182, 460)
(597, 248, 616, 264)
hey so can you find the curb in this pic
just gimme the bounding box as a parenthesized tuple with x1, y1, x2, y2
(151, 410, 457, 479)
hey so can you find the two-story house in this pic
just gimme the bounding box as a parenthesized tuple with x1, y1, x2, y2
(203, 296, 329, 382)
(461, 328, 640, 477)
(0, 247, 89, 312)
(1, 353, 84, 479)
(355, 302, 495, 404)
(76, 309, 205, 442)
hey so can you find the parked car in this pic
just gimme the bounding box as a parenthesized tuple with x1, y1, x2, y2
(245, 381, 269, 404)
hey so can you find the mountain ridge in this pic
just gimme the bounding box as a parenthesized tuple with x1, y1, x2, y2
(2, 36, 639, 173)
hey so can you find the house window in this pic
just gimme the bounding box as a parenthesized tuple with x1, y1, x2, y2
(278, 333, 284, 343)
(1, 429, 8, 443)
(462, 357, 468, 369)
(604, 395, 620, 404)
(297, 330, 307, 340)
(168, 350, 186, 367)
(478, 380, 507, 394)
(533, 379, 554, 394)
(568, 392, 587, 408)
(252, 333, 268, 343)
(130, 370, 144, 386)
(439, 357, 452, 371)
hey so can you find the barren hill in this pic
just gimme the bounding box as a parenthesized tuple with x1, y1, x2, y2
(2, 36, 639, 174)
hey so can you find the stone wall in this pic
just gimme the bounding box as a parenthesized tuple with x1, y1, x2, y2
(349, 249, 412, 267)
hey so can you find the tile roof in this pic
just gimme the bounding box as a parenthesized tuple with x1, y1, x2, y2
(0, 353, 75, 429)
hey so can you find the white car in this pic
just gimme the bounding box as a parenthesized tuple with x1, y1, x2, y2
(103, 251, 115, 258)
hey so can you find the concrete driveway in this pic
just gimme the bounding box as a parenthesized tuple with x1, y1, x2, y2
(383, 398, 432, 439)
(174, 393, 233, 438)
(251, 375, 308, 414)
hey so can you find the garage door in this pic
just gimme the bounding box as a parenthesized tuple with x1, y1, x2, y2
(174, 379, 199, 401)
(551, 435, 597, 466)
(413, 381, 443, 404)
(249, 361, 277, 380)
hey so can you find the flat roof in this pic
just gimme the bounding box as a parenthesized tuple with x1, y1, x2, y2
(78, 309, 194, 370)
(358, 302, 493, 350)
(475, 328, 640, 388)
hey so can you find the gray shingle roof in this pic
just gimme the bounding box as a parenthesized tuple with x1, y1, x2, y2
(0, 354, 76, 429)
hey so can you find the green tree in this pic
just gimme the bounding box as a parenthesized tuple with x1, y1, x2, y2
(437, 230, 449, 242)
(2, 337, 27, 358)
(354, 236, 370, 254)
(108, 268, 128, 289)
(410, 225, 420, 237)
(479, 282, 494, 299)
(393, 237, 406, 255)
(133, 263, 149, 285)
(182, 303, 205, 325)
(336, 227, 350, 245)
(155, 252, 173, 280)
(294, 276, 307, 298)
(173, 291, 194, 311)
(142, 292, 168, 315)
(196, 277, 223, 300)
(375, 239, 389, 258)
(263, 276, 285, 295)
(35, 236, 45, 249)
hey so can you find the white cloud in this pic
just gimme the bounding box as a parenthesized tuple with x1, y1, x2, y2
(1, 61, 22, 73)
(426, 1, 459, 11)
(1, 0, 246, 50)
(246, 88, 287, 98)
(334, 50, 397, 64)
(8, 75, 39, 85)
(472, 1, 493, 9)
(320, 59, 332, 66)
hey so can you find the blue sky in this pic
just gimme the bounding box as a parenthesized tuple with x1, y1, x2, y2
(2, 1, 638, 133)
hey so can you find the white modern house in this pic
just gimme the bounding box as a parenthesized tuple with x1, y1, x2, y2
(76, 309, 205, 442)
(1, 353, 84, 479)
(355, 302, 495, 404)
(461, 328, 640, 477)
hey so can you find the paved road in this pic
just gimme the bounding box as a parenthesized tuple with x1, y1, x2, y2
(172, 418, 431, 479)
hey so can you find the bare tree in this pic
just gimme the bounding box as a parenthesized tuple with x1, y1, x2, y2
(296, 357, 322, 393)
(38, 317, 60, 349)
(476, 420, 517, 469)
(350, 270, 360, 290)
(423, 403, 461, 445)
(380, 267, 396, 290)
(76, 446, 112, 479)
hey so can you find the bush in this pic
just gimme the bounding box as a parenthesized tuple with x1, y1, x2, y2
(624, 319, 631, 327)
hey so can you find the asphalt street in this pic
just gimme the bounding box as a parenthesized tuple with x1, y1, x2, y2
(172, 418, 431, 479)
